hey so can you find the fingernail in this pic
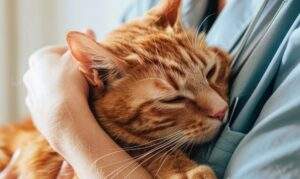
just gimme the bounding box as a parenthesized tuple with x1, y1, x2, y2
(57, 161, 74, 178)
(83, 28, 96, 39)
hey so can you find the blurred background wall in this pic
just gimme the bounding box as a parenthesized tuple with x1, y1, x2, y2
(0, 0, 135, 123)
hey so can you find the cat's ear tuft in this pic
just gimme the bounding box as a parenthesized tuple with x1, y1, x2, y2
(146, 0, 181, 27)
(67, 31, 127, 87)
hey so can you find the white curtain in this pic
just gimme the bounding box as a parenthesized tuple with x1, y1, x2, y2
(0, 0, 16, 123)
(0, 0, 134, 123)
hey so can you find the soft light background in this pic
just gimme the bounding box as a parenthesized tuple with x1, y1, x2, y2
(0, 0, 135, 123)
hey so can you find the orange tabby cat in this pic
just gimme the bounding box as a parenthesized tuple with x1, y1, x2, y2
(0, 0, 231, 178)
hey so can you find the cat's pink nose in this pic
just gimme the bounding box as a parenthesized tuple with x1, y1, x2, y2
(209, 106, 227, 120)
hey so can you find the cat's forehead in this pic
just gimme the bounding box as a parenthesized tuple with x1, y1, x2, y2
(103, 21, 214, 90)
(123, 59, 208, 94)
(106, 22, 208, 65)
(108, 22, 159, 38)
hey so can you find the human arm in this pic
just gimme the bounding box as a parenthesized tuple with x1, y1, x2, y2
(23, 30, 152, 179)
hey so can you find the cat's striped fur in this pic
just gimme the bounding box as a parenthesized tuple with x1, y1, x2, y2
(0, 0, 230, 178)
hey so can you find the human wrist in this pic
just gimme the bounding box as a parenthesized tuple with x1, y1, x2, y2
(47, 104, 105, 178)
(42, 94, 90, 147)
(46, 97, 152, 179)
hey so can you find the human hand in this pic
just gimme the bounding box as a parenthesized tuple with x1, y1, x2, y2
(23, 29, 151, 179)
(23, 29, 95, 144)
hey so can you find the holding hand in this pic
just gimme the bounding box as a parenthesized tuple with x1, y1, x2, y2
(21, 29, 150, 179)
(23, 30, 95, 144)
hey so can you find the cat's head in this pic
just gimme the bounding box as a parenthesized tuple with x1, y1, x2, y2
(67, 0, 231, 145)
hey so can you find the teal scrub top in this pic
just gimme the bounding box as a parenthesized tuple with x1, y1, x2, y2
(121, 0, 300, 178)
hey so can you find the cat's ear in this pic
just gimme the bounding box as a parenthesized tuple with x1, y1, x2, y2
(146, 0, 181, 27)
(67, 31, 127, 87)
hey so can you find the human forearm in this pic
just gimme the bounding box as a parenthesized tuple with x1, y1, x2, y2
(50, 97, 152, 179)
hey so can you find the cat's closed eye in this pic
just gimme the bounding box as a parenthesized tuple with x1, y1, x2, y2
(160, 96, 186, 103)
(206, 64, 216, 79)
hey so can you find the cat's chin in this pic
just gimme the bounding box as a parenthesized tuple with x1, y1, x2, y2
(186, 121, 222, 144)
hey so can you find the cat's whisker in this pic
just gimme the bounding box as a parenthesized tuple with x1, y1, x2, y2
(97, 133, 180, 178)
(95, 131, 182, 170)
(107, 151, 163, 178)
(120, 131, 181, 151)
(182, 29, 194, 47)
(135, 135, 185, 175)
(123, 149, 163, 179)
(155, 141, 182, 176)
(90, 131, 181, 168)
(193, 13, 215, 48)
(90, 143, 160, 168)
(154, 136, 186, 177)
(187, 140, 196, 157)
(108, 135, 183, 179)
(122, 135, 184, 179)
(124, 130, 181, 148)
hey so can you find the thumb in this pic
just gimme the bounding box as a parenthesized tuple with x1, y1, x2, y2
(56, 161, 74, 179)
(0, 149, 21, 179)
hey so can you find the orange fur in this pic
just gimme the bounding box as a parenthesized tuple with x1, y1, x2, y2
(0, 0, 231, 178)
(0, 120, 63, 178)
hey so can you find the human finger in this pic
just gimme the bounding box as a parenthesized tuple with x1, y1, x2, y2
(29, 46, 67, 68)
(56, 161, 74, 179)
(84, 28, 96, 40)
